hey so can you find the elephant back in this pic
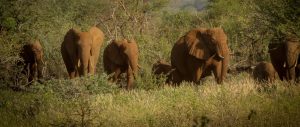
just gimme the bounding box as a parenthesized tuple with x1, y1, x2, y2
(89, 26, 104, 46)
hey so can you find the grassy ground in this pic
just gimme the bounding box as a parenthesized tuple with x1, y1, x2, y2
(0, 73, 300, 127)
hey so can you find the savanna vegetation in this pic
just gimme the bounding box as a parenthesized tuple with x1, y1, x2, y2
(0, 0, 299, 126)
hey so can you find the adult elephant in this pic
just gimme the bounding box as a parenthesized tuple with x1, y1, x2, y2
(20, 40, 44, 84)
(61, 26, 104, 78)
(268, 36, 300, 81)
(253, 62, 277, 83)
(171, 28, 229, 84)
(103, 39, 139, 89)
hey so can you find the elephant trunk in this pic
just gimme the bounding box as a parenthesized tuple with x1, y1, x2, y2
(34, 52, 44, 79)
(78, 45, 91, 76)
(215, 42, 225, 60)
(128, 55, 139, 79)
(285, 42, 299, 81)
(219, 43, 229, 84)
(36, 59, 44, 79)
(126, 52, 138, 89)
(285, 56, 297, 81)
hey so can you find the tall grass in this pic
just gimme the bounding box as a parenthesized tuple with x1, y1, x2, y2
(1, 74, 299, 127)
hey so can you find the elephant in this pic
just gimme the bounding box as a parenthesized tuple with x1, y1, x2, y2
(20, 40, 44, 84)
(268, 36, 300, 82)
(151, 60, 181, 84)
(253, 61, 277, 83)
(103, 39, 139, 89)
(61, 26, 104, 78)
(152, 60, 173, 76)
(171, 28, 230, 84)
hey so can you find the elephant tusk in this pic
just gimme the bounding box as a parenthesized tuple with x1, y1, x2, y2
(294, 59, 298, 68)
(217, 54, 224, 59)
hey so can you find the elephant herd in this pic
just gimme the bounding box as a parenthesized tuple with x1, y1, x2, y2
(19, 26, 300, 89)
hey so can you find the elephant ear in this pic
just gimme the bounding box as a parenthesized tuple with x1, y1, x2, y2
(186, 29, 212, 60)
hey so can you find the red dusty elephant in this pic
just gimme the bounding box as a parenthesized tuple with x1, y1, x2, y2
(171, 28, 230, 85)
(253, 61, 277, 83)
(20, 40, 44, 84)
(103, 39, 139, 89)
(61, 26, 104, 78)
(152, 60, 173, 76)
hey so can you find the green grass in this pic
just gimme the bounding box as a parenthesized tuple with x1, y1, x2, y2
(0, 74, 300, 127)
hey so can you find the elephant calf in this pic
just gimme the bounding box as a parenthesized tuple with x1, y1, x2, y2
(20, 40, 44, 84)
(103, 39, 139, 89)
(151, 60, 183, 85)
(61, 26, 104, 78)
(253, 62, 277, 83)
(152, 60, 173, 76)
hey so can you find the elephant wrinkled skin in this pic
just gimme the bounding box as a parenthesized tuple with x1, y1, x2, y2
(253, 62, 277, 83)
(20, 40, 44, 84)
(171, 28, 230, 84)
(103, 39, 139, 89)
(61, 26, 104, 78)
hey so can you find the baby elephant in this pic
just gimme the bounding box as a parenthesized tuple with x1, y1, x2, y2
(152, 60, 181, 85)
(152, 60, 173, 76)
(253, 62, 277, 83)
(103, 39, 139, 89)
(20, 40, 44, 84)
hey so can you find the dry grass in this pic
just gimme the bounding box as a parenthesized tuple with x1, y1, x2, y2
(1, 74, 300, 127)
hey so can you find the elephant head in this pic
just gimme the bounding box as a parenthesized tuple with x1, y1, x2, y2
(186, 28, 227, 61)
(20, 40, 44, 83)
(103, 39, 139, 89)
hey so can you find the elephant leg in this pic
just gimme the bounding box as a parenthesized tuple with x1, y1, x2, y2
(79, 50, 91, 76)
(37, 63, 43, 79)
(167, 69, 182, 86)
(187, 56, 205, 83)
(28, 63, 37, 84)
(88, 57, 95, 75)
(212, 62, 222, 84)
(111, 67, 121, 83)
(61, 48, 78, 79)
(126, 67, 134, 90)
(22, 63, 29, 76)
(68, 64, 78, 79)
